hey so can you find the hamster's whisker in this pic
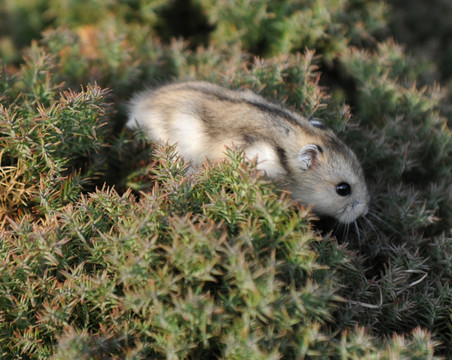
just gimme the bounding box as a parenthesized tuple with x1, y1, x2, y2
(367, 208, 398, 234)
(342, 221, 350, 241)
(358, 216, 370, 242)
(353, 220, 362, 248)
(362, 215, 378, 239)
(367, 209, 384, 225)
(342, 222, 347, 240)
(332, 220, 344, 240)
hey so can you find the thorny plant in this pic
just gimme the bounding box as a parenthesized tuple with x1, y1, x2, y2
(0, 0, 451, 358)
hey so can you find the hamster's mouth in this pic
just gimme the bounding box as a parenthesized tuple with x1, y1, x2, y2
(336, 201, 369, 224)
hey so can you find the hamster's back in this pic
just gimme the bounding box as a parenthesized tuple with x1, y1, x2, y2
(127, 81, 308, 168)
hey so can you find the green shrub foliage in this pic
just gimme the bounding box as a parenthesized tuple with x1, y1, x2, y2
(0, 0, 451, 358)
(0, 45, 111, 221)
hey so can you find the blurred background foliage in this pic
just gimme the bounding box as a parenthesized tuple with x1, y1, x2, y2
(1, 0, 451, 358)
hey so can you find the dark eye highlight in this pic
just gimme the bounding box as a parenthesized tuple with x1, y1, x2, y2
(336, 182, 351, 196)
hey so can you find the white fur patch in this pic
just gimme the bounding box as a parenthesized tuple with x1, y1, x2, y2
(127, 108, 167, 143)
(171, 113, 206, 164)
(245, 142, 285, 178)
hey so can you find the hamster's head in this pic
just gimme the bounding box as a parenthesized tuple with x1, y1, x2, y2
(289, 136, 369, 224)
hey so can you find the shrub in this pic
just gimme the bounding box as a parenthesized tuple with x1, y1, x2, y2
(0, 45, 111, 222)
(0, 148, 440, 359)
(0, 0, 451, 358)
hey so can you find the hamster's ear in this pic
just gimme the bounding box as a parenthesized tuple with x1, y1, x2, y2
(298, 144, 321, 171)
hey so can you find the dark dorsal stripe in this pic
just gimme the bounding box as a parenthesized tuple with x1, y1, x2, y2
(276, 146, 292, 176)
(184, 84, 306, 130)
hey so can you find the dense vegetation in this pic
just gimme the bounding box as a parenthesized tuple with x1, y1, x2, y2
(0, 0, 451, 358)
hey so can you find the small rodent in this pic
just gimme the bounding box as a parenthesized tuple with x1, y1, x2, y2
(127, 81, 370, 224)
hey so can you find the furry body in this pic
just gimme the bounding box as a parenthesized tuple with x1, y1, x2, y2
(127, 81, 369, 224)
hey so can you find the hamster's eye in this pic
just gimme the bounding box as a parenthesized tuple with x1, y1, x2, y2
(336, 182, 351, 196)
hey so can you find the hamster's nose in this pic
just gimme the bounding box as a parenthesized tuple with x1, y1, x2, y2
(353, 200, 369, 217)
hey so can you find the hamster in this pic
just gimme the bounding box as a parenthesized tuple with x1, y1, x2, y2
(127, 81, 369, 224)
